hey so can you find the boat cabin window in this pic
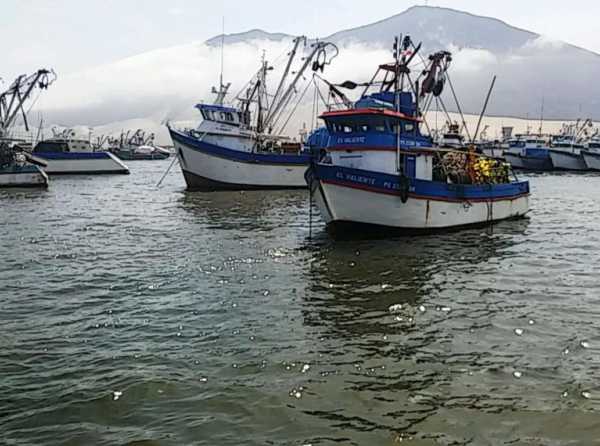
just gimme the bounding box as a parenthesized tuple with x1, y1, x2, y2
(201, 109, 237, 124)
(219, 112, 236, 122)
(34, 141, 69, 153)
(391, 121, 417, 134)
(328, 117, 391, 134)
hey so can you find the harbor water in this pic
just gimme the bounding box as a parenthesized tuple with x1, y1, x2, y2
(2, 162, 600, 445)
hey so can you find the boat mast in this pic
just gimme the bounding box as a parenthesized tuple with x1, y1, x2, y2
(265, 36, 304, 127)
(394, 36, 402, 174)
(256, 56, 270, 134)
(538, 97, 545, 136)
(212, 17, 231, 106)
(263, 40, 334, 134)
(0, 69, 56, 139)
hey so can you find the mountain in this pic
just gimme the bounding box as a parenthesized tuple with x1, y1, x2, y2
(322, 6, 537, 51)
(203, 6, 600, 121)
(205, 29, 292, 47)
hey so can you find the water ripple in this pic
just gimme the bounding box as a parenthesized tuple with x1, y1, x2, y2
(2, 167, 600, 445)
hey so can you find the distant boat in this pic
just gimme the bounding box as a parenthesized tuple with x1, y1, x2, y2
(503, 135, 553, 171)
(548, 137, 587, 171)
(305, 36, 529, 236)
(581, 137, 600, 171)
(479, 126, 511, 160)
(29, 128, 129, 175)
(168, 36, 338, 191)
(478, 141, 505, 159)
(112, 144, 170, 160)
(109, 129, 170, 160)
(0, 69, 55, 188)
(0, 148, 48, 188)
(437, 122, 465, 149)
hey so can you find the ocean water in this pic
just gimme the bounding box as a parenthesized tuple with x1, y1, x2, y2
(1, 162, 600, 445)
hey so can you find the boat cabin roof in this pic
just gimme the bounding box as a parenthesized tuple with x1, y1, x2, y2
(195, 103, 238, 114)
(195, 103, 242, 125)
(320, 108, 421, 122)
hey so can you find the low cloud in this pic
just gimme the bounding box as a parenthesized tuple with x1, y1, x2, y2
(24, 34, 600, 143)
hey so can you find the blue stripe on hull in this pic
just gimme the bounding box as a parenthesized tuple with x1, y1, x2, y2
(505, 153, 553, 171)
(33, 152, 112, 160)
(169, 128, 309, 166)
(0, 165, 42, 175)
(311, 163, 529, 202)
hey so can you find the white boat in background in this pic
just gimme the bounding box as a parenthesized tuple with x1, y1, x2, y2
(0, 69, 55, 188)
(478, 142, 504, 159)
(437, 122, 465, 149)
(581, 137, 600, 171)
(478, 127, 511, 160)
(548, 136, 587, 171)
(29, 128, 129, 175)
(168, 36, 338, 191)
(0, 152, 48, 188)
(503, 135, 553, 171)
(109, 129, 170, 160)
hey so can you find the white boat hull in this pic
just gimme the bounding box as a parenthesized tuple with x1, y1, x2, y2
(582, 151, 600, 171)
(170, 129, 308, 190)
(314, 181, 529, 232)
(29, 152, 129, 175)
(0, 165, 49, 188)
(548, 150, 587, 171)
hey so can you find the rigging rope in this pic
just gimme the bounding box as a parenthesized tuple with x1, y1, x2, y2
(277, 77, 314, 136)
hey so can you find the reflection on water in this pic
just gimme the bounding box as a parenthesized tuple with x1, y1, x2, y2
(1, 164, 600, 445)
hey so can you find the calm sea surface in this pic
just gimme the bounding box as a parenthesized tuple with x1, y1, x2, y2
(1, 162, 600, 445)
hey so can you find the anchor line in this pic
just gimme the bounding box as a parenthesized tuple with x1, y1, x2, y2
(308, 173, 313, 240)
(156, 155, 179, 188)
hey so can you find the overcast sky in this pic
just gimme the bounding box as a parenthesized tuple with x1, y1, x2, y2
(2, 0, 600, 80)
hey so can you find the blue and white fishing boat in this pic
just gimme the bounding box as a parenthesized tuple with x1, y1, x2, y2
(503, 135, 553, 171)
(305, 37, 529, 236)
(168, 36, 338, 191)
(29, 128, 129, 175)
(0, 69, 54, 188)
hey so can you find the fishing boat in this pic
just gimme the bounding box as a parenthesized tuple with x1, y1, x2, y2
(109, 129, 170, 160)
(478, 141, 505, 159)
(168, 36, 338, 191)
(581, 136, 600, 171)
(0, 146, 48, 188)
(547, 121, 592, 171)
(305, 36, 529, 236)
(503, 135, 553, 171)
(476, 125, 505, 160)
(548, 138, 587, 171)
(29, 128, 129, 175)
(437, 122, 465, 149)
(0, 69, 55, 188)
